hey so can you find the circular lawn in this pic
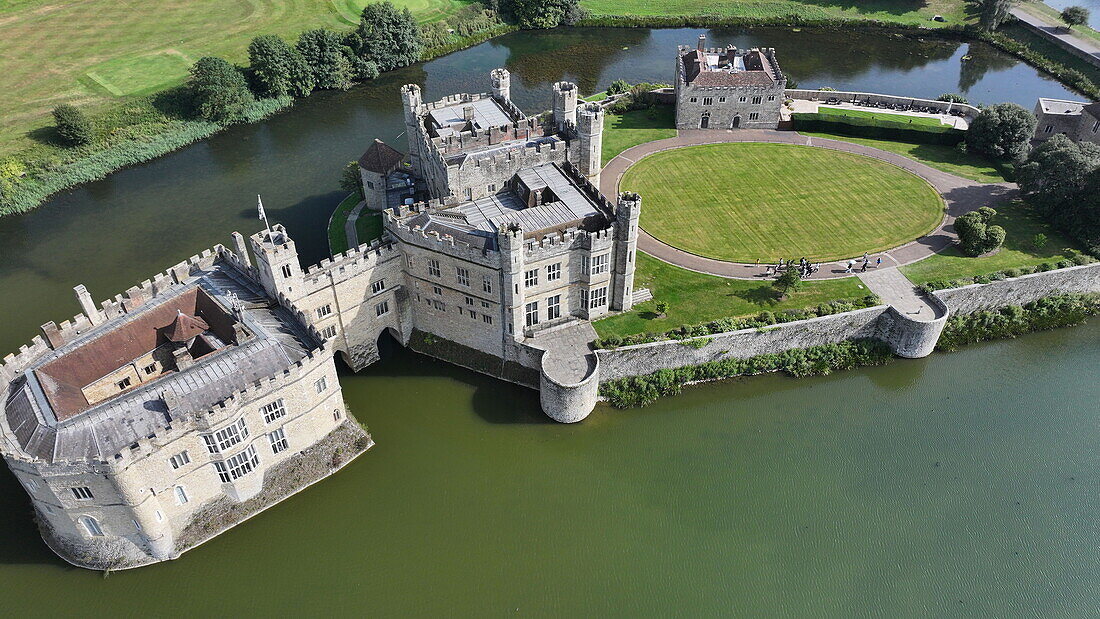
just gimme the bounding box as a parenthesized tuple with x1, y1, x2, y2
(621, 143, 944, 263)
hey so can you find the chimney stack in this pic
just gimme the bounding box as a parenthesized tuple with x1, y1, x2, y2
(74, 284, 104, 325)
(697, 33, 706, 51)
(463, 105, 475, 122)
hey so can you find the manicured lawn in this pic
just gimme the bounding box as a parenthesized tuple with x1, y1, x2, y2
(900, 200, 1082, 283)
(601, 106, 677, 166)
(355, 211, 384, 245)
(800, 131, 1013, 183)
(328, 193, 361, 255)
(581, 0, 972, 26)
(623, 143, 944, 263)
(593, 253, 870, 338)
(816, 106, 947, 127)
(0, 0, 473, 157)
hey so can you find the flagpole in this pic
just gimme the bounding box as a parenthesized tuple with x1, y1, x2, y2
(257, 194, 271, 233)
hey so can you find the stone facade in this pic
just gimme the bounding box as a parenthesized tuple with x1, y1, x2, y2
(675, 34, 786, 130)
(1033, 98, 1100, 144)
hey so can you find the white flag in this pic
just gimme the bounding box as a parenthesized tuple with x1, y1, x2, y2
(257, 194, 266, 222)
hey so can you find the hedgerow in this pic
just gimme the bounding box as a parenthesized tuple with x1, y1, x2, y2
(936, 293, 1100, 351)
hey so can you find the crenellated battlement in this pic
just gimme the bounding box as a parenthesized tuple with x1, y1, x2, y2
(303, 238, 402, 290)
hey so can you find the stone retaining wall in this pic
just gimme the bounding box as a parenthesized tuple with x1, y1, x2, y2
(786, 89, 981, 120)
(933, 262, 1100, 314)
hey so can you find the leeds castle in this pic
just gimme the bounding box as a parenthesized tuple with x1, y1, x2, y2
(0, 68, 639, 569)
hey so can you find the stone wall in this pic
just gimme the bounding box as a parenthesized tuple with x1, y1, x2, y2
(539, 352, 600, 424)
(933, 262, 1100, 314)
(786, 89, 980, 120)
(677, 84, 785, 130)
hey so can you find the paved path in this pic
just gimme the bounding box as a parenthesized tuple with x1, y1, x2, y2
(599, 129, 1017, 281)
(344, 199, 368, 249)
(1011, 7, 1100, 67)
(857, 267, 943, 320)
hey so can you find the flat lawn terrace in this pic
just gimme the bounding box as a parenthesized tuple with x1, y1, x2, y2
(815, 106, 949, 127)
(621, 143, 944, 263)
(581, 0, 972, 26)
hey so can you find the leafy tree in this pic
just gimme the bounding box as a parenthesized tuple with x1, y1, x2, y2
(772, 268, 802, 300)
(341, 161, 363, 197)
(936, 93, 969, 104)
(1032, 233, 1048, 249)
(1016, 134, 1100, 216)
(955, 207, 1006, 256)
(297, 29, 355, 91)
(965, 102, 1037, 161)
(348, 1, 422, 73)
(501, 0, 582, 29)
(607, 79, 631, 95)
(51, 104, 94, 146)
(187, 57, 255, 123)
(654, 301, 669, 317)
(979, 0, 1015, 31)
(248, 35, 315, 98)
(1061, 6, 1090, 29)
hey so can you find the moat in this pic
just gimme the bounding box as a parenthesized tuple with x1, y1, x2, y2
(0, 26, 1097, 614)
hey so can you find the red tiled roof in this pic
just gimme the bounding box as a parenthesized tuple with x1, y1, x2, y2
(358, 139, 404, 174)
(163, 311, 209, 343)
(682, 48, 779, 87)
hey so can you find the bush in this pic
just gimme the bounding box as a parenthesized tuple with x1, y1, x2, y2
(937, 294, 1099, 351)
(936, 93, 968, 104)
(607, 79, 631, 95)
(965, 102, 1037, 162)
(955, 206, 1006, 256)
(341, 161, 363, 197)
(188, 57, 255, 123)
(51, 104, 94, 147)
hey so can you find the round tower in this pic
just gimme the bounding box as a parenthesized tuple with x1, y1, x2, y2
(612, 192, 641, 311)
(490, 68, 510, 102)
(576, 102, 604, 184)
(552, 81, 578, 130)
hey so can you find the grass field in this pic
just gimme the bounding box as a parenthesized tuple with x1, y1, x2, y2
(623, 143, 945, 263)
(0, 0, 473, 157)
(328, 193, 361, 254)
(601, 106, 677, 165)
(582, 0, 972, 26)
(799, 131, 1013, 183)
(815, 106, 948, 127)
(900, 200, 1081, 283)
(593, 252, 869, 338)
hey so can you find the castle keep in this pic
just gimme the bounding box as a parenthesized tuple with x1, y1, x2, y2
(0, 70, 639, 568)
(675, 34, 786, 130)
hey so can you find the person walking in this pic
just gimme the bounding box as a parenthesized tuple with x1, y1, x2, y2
(862, 252, 869, 263)
(845, 260, 854, 273)
(876, 257, 882, 268)
(860, 260, 869, 272)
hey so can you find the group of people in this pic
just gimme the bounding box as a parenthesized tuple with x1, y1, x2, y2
(844, 253, 883, 273)
(764, 257, 820, 278)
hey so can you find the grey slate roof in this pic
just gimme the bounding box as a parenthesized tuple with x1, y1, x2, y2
(430, 97, 515, 136)
(3, 261, 317, 463)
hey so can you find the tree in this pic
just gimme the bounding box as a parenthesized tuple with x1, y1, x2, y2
(297, 29, 354, 91)
(965, 102, 1037, 161)
(936, 93, 969, 104)
(341, 161, 363, 197)
(1061, 6, 1090, 30)
(187, 57, 255, 123)
(955, 207, 1006, 256)
(654, 301, 669, 317)
(772, 268, 802, 300)
(607, 79, 631, 96)
(979, 0, 1015, 31)
(51, 104, 94, 146)
(1016, 134, 1100, 217)
(1032, 233, 1048, 249)
(501, 0, 581, 29)
(248, 35, 315, 98)
(348, 1, 422, 73)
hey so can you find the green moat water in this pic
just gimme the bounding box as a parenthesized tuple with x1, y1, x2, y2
(0, 27, 1097, 616)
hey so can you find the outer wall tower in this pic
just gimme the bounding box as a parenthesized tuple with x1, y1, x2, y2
(250, 224, 306, 302)
(491, 68, 511, 102)
(577, 102, 604, 184)
(552, 82, 578, 130)
(612, 192, 641, 311)
(496, 223, 526, 340)
(401, 84, 424, 177)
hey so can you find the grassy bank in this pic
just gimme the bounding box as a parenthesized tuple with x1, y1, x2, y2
(601, 106, 677, 164)
(799, 132, 1013, 183)
(328, 193, 362, 255)
(581, 0, 972, 27)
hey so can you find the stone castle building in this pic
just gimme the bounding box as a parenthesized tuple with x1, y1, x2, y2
(0, 69, 640, 569)
(675, 34, 786, 130)
(1032, 97, 1100, 144)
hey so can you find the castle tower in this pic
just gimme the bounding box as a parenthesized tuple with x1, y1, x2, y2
(576, 102, 604, 184)
(552, 81, 578, 131)
(611, 192, 641, 311)
(110, 464, 175, 560)
(401, 84, 424, 177)
(490, 68, 510, 102)
(497, 223, 526, 340)
(250, 224, 305, 303)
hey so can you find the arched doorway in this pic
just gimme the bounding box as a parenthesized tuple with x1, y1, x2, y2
(732, 115, 741, 129)
(375, 327, 402, 362)
(700, 115, 710, 129)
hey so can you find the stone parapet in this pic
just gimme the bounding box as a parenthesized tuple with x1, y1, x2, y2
(786, 89, 981, 120)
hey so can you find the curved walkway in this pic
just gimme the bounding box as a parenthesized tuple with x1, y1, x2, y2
(599, 129, 1018, 280)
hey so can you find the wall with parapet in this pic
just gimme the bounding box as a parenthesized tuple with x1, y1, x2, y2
(786, 89, 980, 120)
(932, 262, 1100, 314)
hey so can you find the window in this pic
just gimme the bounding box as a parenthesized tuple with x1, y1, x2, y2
(214, 445, 259, 482)
(525, 302, 539, 327)
(261, 399, 286, 424)
(590, 286, 608, 308)
(580, 288, 588, 309)
(26, 479, 38, 492)
(320, 325, 337, 339)
(316, 304, 333, 319)
(432, 285, 442, 296)
(468, 308, 479, 320)
(589, 253, 609, 275)
(1045, 125, 1053, 134)
(407, 255, 415, 269)
(1093, 119, 1099, 132)
(719, 97, 726, 103)
(280, 265, 293, 279)
(117, 377, 131, 390)
(366, 180, 375, 189)
(372, 279, 385, 294)
(739, 96, 747, 102)
(767, 95, 776, 101)
(333, 409, 342, 421)
(689, 97, 697, 103)
(428, 259, 440, 278)
(174, 486, 189, 505)
(703, 97, 713, 106)
(547, 295, 561, 320)
(465, 188, 473, 200)
(483, 276, 493, 294)
(482, 314, 493, 324)
(752, 96, 762, 105)
(81, 516, 104, 537)
(315, 377, 328, 393)
(487, 184, 496, 192)
(375, 301, 390, 316)
(749, 112, 759, 121)
(71, 486, 93, 501)
(432, 300, 446, 311)
(481, 301, 490, 309)
(143, 363, 157, 375)
(547, 263, 561, 281)
(464, 296, 474, 306)
(269, 428, 289, 454)
(209, 417, 249, 451)
(524, 269, 538, 287)
(457, 267, 469, 286)
(169, 451, 190, 470)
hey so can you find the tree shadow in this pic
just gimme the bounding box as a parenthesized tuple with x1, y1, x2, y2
(730, 284, 781, 306)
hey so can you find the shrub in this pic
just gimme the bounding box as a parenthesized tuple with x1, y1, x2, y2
(936, 93, 969, 104)
(607, 79, 631, 96)
(937, 294, 1099, 351)
(188, 57, 255, 123)
(955, 207, 1006, 256)
(655, 301, 669, 316)
(51, 104, 94, 147)
(341, 161, 363, 197)
(965, 102, 1037, 162)
(248, 35, 315, 98)
(1033, 233, 1049, 249)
